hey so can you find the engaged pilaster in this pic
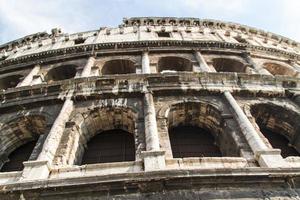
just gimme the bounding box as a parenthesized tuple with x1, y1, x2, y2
(223, 91, 288, 168)
(81, 56, 95, 77)
(141, 89, 165, 171)
(17, 65, 40, 87)
(194, 51, 214, 72)
(21, 96, 74, 180)
(142, 51, 151, 74)
(244, 53, 272, 75)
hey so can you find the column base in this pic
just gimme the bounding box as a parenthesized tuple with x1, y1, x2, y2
(255, 149, 289, 168)
(141, 150, 165, 171)
(21, 160, 50, 181)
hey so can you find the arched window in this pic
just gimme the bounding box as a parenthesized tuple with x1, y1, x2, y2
(251, 103, 300, 158)
(101, 59, 136, 75)
(158, 57, 193, 72)
(81, 129, 135, 164)
(212, 58, 246, 73)
(167, 102, 227, 158)
(169, 126, 221, 158)
(45, 65, 77, 83)
(260, 128, 299, 158)
(0, 115, 47, 172)
(0, 75, 23, 90)
(1, 140, 37, 172)
(263, 62, 296, 76)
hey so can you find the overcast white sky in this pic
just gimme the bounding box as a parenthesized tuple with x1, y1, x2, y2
(0, 0, 300, 44)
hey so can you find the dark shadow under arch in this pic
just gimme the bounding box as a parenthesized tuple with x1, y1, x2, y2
(102, 59, 136, 75)
(0, 75, 23, 90)
(158, 56, 193, 72)
(169, 125, 222, 158)
(1, 140, 37, 172)
(81, 129, 135, 164)
(260, 128, 299, 158)
(45, 65, 77, 83)
(212, 58, 246, 73)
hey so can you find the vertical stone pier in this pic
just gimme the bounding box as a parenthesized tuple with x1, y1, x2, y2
(223, 91, 289, 168)
(141, 89, 165, 171)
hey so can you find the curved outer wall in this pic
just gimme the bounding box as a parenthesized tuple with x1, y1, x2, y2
(0, 17, 300, 199)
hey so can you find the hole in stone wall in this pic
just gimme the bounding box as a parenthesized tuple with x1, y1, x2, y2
(0, 75, 23, 90)
(1, 140, 37, 172)
(158, 56, 193, 72)
(81, 129, 135, 164)
(212, 58, 246, 73)
(45, 65, 77, 83)
(157, 32, 171, 38)
(74, 38, 86, 45)
(101, 59, 136, 75)
(169, 125, 222, 158)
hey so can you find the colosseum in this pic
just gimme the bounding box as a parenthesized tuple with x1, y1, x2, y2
(0, 17, 300, 199)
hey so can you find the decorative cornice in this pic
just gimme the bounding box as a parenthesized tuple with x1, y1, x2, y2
(0, 40, 299, 71)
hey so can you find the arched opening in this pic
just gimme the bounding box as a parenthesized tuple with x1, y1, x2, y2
(101, 59, 136, 75)
(1, 140, 37, 172)
(212, 58, 246, 73)
(260, 128, 299, 158)
(250, 103, 300, 158)
(81, 129, 135, 164)
(169, 126, 221, 158)
(263, 62, 296, 76)
(167, 102, 227, 158)
(158, 57, 193, 72)
(64, 106, 139, 166)
(0, 115, 47, 172)
(0, 75, 23, 90)
(45, 65, 77, 83)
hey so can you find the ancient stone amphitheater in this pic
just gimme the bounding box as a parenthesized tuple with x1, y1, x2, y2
(0, 17, 300, 199)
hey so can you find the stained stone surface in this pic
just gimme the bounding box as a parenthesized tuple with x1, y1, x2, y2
(0, 17, 299, 199)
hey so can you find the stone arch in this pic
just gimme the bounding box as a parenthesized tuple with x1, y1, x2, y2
(212, 58, 246, 73)
(69, 105, 139, 165)
(45, 65, 77, 83)
(263, 62, 297, 76)
(101, 59, 136, 75)
(161, 100, 241, 158)
(0, 114, 47, 171)
(157, 56, 193, 72)
(250, 103, 300, 158)
(0, 75, 23, 90)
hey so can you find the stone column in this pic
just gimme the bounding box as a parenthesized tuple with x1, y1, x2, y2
(141, 89, 165, 171)
(223, 91, 288, 168)
(21, 96, 74, 180)
(194, 51, 214, 72)
(244, 53, 272, 75)
(17, 65, 40, 87)
(81, 57, 95, 77)
(142, 51, 151, 74)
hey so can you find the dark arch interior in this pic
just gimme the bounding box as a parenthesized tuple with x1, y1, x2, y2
(102, 59, 136, 75)
(1, 140, 37, 172)
(260, 128, 299, 158)
(169, 126, 222, 158)
(81, 129, 135, 165)
(250, 104, 300, 158)
(0, 75, 23, 90)
(45, 65, 77, 82)
(158, 57, 193, 72)
(212, 58, 246, 73)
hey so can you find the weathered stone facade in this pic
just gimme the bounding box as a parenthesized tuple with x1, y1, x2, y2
(0, 17, 300, 199)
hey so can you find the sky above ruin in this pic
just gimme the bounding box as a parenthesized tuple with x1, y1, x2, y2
(0, 0, 299, 44)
